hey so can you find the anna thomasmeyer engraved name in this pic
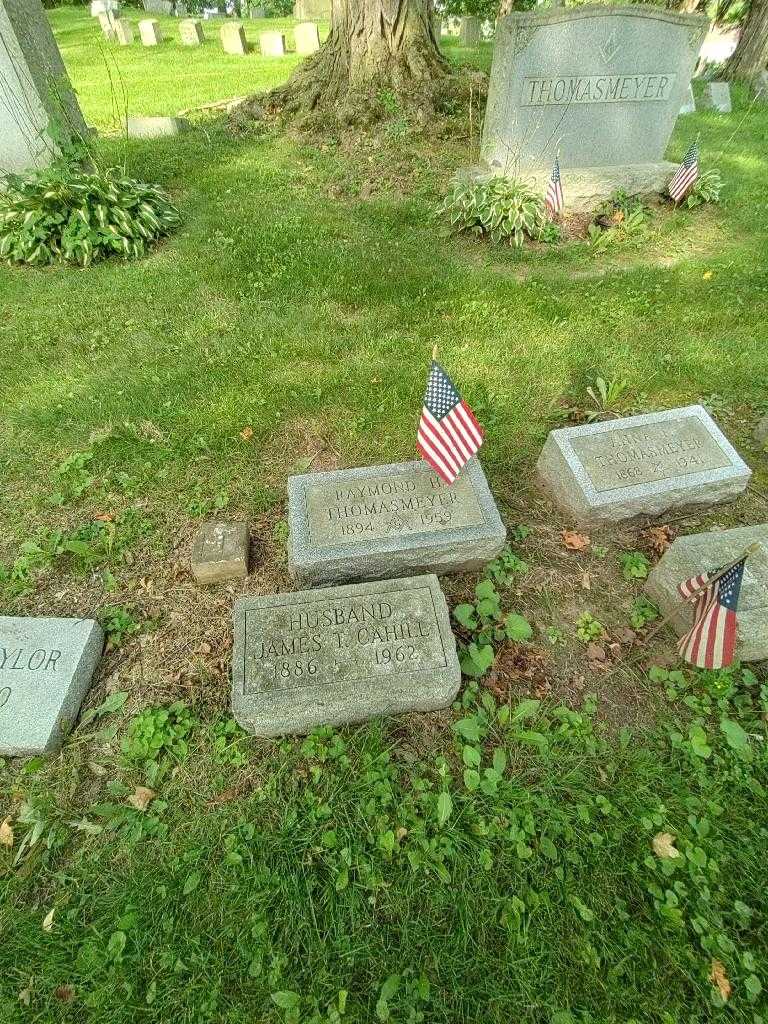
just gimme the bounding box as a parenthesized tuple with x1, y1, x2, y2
(522, 73, 677, 106)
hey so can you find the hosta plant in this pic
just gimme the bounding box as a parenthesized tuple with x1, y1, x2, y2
(0, 164, 181, 267)
(440, 174, 547, 248)
(682, 168, 723, 208)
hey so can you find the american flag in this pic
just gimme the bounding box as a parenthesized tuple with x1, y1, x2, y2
(545, 155, 564, 217)
(668, 139, 700, 202)
(677, 557, 746, 670)
(417, 361, 484, 484)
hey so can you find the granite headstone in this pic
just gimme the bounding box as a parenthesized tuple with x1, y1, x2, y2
(701, 81, 732, 112)
(221, 22, 248, 53)
(459, 16, 480, 46)
(679, 82, 695, 113)
(537, 405, 751, 525)
(191, 522, 249, 583)
(179, 17, 205, 44)
(0, 617, 104, 756)
(138, 18, 163, 44)
(481, 5, 708, 211)
(114, 18, 135, 44)
(645, 525, 768, 662)
(232, 574, 461, 736)
(126, 115, 190, 137)
(295, 21, 321, 54)
(259, 29, 286, 55)
(288, 458, 506, 585)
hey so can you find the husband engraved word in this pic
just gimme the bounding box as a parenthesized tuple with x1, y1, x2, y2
(536, 406, 751, 525)
(0, 617, 104, 756)
(232, 575, 461, 736)
(288, 459, 506, 585)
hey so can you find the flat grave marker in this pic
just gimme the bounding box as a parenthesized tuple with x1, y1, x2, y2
(288, 458, 506, 585)
(232, 574, 461, 736)
(179, 18, 205, 45)
(260, 29, 286, 55)
(221, 22, 248, 54)
(138, 18, 163, 45)
(645, 524, 768, 662)
(0, 617, 104, 756)
(191, 522, 249, 584)
(294, 21, 320, 55)
(536, 405, 751, 524)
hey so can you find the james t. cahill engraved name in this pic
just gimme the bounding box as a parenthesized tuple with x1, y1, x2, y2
(522, 73, 677, 106)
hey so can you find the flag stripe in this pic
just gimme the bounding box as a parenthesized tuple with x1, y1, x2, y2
(421, 408, 465, 474)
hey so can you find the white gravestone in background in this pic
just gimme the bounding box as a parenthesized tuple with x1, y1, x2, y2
(138, 18, 163, 45)
(294, 21, 320, 55)
(259, 30, 286, 56)
(481, 5, 708, 211)
(0, 0, 88, 176)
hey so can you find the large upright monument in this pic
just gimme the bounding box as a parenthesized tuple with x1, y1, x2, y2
(481, 5, 708, 210)
(0, 0, 87, 176)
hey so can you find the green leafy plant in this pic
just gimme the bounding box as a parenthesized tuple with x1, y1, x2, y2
(0, 165, 180, 267)
(588, 197, 649, 253)
(630, 596, 660, 630)
(211, 718, 249, 768)
(619, 550, 651, 581)
(682, 169, 722, 209)
(575, 613, 604, 643)
(122, 702, 197, 769)
(439, 175, 547, 248)
(584, 375, 632, 421)
(99, 605, 142, 649)
(453, 578, 532, 677)
(483, 544, 528, 586)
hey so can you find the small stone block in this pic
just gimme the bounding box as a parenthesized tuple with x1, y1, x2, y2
(138, 18, 163, 45)
(113, 18, 134, 44)
(0, 617, 104, 756)
(459, 15, 480, 45)
(536, 405, 751, 525)
(125, 116, 190, 137)
(294, 21, 320, 54)
(288, 458, 506, 586)
(191, 522, 249, 584)
(179, 18, 205, 44)
(679, 83, 695, 114)
(259, 29, 286, 56)
(645, 525, 768, 662)
(232, 574, 461, 737)
(701, 81, 732, 113)
(754, 414, 768, 448)
(221, 22, 248, 53)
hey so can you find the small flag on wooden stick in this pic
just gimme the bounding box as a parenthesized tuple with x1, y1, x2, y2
(668, 138, 700, 202)
(417, 359, 484, 484)
(677, 555, 746, 670)
(545, 154, 564, 218)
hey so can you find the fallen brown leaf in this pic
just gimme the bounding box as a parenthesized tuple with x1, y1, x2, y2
(0, 817, 14, 848)
(239, 426, 254, 441)
(709, 959, 731, 1001)
(94, 513, 114, 523)
(586, 643, 606, 662)
(54, 986, 74, 1002)
(646, 525, 673, 558)
(652, 832, 681, 859)
(581, 572, 592, 590)
(562, 530, 591, 551)
(126, 786, 156, 812)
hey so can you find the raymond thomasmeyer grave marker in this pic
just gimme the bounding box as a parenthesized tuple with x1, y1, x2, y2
(0, 617, 104, 756)
(481, 5, 707, 210)
(232, 575, 461, 736)
(537, 405, 751, 525)
(288, 458, 506, 585)
(191, 522, 249, 584)
(645, 524, 768, 662)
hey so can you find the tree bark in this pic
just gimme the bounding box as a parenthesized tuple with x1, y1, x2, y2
(256, 0, 450, 121)
(725, 0, 768, 80)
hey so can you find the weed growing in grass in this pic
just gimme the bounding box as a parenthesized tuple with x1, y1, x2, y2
(575, 612, 605, 642)
(453, 577, 532, 677)
(121, 701, 198, 783)
(99, 605, 142, 649)
(619, 550, 651, 580)
(629, 596, 660, 630)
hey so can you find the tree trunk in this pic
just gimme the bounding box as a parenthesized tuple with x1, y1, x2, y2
(725, 0, 768, 80)
(255, 0, 450, 122)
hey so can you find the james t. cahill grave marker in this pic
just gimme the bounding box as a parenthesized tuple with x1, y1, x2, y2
(537, 405, 751, 524)
(0, 617, 104, 756)
(481, 4, 708, 210)
(288, 458, 506, 585)
(232, 575, 461, 736)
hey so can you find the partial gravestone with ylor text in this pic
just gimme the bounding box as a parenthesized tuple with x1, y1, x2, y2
(645, 524, 768, 662)
(179, 18, 205, 44)
(536, 405, 751, 525)
(288, 458, 506, 585)
(0, 617, 104, 756)
(1, 0, 88, 175)
(295, 21, 320, 55)
(232, 575, 461, 737)
(481, 5, 708, 211)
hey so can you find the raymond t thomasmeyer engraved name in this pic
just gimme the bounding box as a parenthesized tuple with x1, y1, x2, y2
(522, 73, 677, 106)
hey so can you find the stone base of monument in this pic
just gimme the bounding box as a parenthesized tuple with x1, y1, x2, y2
(467, 162, 677, 215)
(232, 575, 461, 736)
(645, 525, 768, 662)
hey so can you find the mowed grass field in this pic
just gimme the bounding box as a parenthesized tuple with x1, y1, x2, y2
(0, 7, 767, 1023)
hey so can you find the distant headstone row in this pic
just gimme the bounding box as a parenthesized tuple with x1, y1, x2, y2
(98, 14, 320, 56)
(3, 403, 764, 756)
(680, 80, 732, 115)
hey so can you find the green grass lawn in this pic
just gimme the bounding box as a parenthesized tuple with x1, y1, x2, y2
(1, 7, 767, 1022)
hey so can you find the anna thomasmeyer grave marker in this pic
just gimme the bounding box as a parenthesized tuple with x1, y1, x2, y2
(288, 458, 506, 585)
(0, 617, 104, 756)
(232, 575, 461, 736)
(537, 406, 751, 524)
